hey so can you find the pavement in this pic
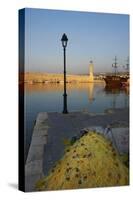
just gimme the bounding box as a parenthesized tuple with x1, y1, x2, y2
(25, 108, 129, 192)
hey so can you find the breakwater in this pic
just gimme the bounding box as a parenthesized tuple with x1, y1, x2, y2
(20, 72, 104, 84)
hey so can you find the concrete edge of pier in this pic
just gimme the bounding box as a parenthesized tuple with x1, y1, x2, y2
(25, 112, 49, 192)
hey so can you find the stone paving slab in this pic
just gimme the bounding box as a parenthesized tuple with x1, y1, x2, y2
(112, 127, 129, 154)
(31, 135, 47, 145)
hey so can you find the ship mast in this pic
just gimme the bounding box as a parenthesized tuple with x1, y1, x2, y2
(125, 56, 129, 72)
(112, 56, 118, 75)
(123, 56, 129, 77)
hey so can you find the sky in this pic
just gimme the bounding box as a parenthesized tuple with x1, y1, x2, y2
(24, 8, 129, 74)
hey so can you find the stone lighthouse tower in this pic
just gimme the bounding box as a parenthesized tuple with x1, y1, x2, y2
(89, 60, 94, 82)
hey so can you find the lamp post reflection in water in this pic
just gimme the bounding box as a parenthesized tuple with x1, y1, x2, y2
(61, 33, 68, 114)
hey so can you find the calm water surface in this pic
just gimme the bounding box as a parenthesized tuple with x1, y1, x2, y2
(25, 83, 129, 161)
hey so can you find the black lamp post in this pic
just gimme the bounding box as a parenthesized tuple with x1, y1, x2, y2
(61, 33, 68, 114)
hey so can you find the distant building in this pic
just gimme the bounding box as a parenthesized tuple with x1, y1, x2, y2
(89, 60, 94, 82)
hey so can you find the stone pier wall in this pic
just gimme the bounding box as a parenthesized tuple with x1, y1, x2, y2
(20, 72, 103, 84)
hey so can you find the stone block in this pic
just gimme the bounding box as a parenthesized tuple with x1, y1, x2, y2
(26, 145, 44, 163)
(25, 160, 43, 176)
(33, 129, 48, 136)
(31, 135, 47, 145)
(36, 112, 48, 123)
(112, 127, 129, 154)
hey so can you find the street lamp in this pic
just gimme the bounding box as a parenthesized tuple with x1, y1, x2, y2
(61, 33, 68, 114)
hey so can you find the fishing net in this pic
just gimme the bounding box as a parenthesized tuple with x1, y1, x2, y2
(36, 131, 129, 191)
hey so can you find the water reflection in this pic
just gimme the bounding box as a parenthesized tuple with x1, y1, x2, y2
(104, 85, 129, 95)
(24, 82, 129, 115)
(104, 86, 129, 109)
(88, 83, 95, 103)
(25, 82, 99, 92)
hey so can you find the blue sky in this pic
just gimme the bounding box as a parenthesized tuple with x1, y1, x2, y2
(25, 8, 129, 74)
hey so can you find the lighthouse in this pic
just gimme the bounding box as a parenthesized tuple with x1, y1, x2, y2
(89, 60, 94, 82)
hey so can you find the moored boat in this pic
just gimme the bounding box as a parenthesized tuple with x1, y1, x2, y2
(104, 75, 128, 87)
(104, 56, 129, 87)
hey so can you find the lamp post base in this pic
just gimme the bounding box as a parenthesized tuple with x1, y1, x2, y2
(62, 110, 68, 114)
(62, 93, 68, 114)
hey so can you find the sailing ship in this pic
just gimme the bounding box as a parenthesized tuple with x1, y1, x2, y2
(104, 56, 129, 87)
